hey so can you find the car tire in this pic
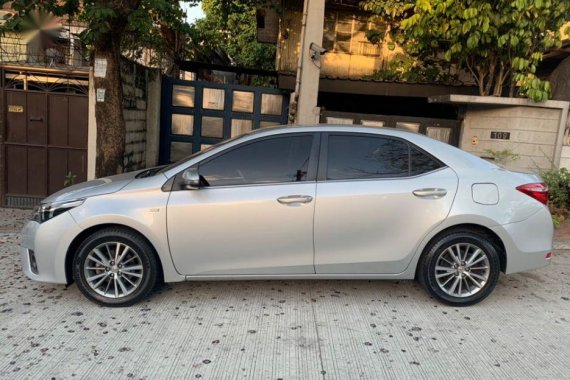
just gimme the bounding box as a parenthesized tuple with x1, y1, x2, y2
(418, 230, 501, 306)
(73, 227, 158, 307)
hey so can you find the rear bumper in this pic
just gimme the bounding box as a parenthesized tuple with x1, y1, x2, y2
(491, 206, 553, 274)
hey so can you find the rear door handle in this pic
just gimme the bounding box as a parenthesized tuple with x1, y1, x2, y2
(413, 188, 447, 199)
(277, 195, 313, 205)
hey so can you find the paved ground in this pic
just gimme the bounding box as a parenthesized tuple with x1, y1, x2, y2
(1, 208, 569, 379)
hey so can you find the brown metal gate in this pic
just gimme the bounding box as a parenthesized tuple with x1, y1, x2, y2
(2, 85, 88, 207)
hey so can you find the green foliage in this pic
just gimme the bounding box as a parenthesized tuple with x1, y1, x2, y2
(552, 214, 563, 229)
(188, 0, 276, 74)
(361, 0, 570, 101)
(64, 171, 76, 187)
(367, 56, 458, 84)
(482, 148, 520, 167)
(540, 167, 570, 227)
(541, 167, 570, 210)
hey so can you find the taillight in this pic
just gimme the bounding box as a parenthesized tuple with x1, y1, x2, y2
(516, 183, 548, 205)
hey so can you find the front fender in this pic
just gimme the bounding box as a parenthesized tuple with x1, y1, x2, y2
(69, 191, 185, 283)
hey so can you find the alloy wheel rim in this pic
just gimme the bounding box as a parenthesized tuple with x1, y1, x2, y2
(435, 243, 490, 298)
(84, 242, 144, 298)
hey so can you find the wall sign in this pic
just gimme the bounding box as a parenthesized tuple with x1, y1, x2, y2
(8, 105, 23, 113)
(94, 58, 108, 78)
(490, 131, 510, 140)
(96, 88, 106, 102)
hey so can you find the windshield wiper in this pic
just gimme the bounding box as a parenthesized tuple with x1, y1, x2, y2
(135, 166, 165, 178)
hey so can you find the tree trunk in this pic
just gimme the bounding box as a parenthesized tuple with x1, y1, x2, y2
(94, 33, 125, 177)
(477, 71, 486, 96)
(483, 57, 496, 96)
(92, 0, 141, 177)
(493, 63, 506, 96)
(550, 56, 570, 101)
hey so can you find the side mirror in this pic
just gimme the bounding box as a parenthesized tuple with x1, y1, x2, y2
(182, 168, 201, 190)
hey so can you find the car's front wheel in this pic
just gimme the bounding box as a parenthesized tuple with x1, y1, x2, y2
(73, 228, 158, 307)
(418, 230, 501, 306)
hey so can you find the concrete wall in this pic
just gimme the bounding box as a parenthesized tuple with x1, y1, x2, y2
(429, 96, 569, 173)
(459, 105, 564, 171)
(550, 56, 570, 170)
(557, 114, 570, 167)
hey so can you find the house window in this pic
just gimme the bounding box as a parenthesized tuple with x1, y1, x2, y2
(256, 9, 266, 29)
(322, 12, 381, 56)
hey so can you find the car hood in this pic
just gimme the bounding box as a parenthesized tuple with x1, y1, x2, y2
(42, 171, 141, 204)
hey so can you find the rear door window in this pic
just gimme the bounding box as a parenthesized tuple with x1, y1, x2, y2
(410, 147, 444, 176)
(326, 134, 444, 180)
(326, 135, 409, 180)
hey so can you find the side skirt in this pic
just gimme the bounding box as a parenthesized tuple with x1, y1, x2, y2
(183, 273, 416, 281)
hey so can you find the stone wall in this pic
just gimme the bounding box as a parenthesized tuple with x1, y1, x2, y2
(121, 59, 150, 171)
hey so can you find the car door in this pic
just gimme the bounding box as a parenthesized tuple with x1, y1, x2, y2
(167, 133, 318, 276)
(314, 133, 458, 274)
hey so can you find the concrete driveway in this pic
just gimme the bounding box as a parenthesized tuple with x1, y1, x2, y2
(1, 208, 569, 379)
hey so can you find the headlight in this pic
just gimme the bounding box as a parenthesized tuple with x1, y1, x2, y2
(32, 199, 85, 223)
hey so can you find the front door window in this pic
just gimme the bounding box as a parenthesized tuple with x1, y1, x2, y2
(198, 135, 313, 187)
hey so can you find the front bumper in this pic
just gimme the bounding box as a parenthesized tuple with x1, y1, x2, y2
(20, 212, 83, 284)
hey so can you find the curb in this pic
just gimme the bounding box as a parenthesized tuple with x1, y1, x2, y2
(554, 241, 570, 250)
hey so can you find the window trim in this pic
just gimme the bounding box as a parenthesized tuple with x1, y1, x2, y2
(172, 132, 320, 190)
(317, 132, 446, 182)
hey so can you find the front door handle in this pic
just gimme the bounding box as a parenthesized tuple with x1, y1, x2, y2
(277, 195, 313, 205)
(413, 188, 447, 199)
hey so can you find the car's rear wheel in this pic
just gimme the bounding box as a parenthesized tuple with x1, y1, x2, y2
(418, 231, 501, 306)
(73, 228, 158, 307)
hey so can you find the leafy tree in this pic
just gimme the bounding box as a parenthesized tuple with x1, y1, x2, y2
(361, 0, 570, 101)
(189, 0, 276, 80)
(2, 0, 195, 176)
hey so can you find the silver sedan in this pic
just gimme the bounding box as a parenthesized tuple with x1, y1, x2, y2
(20, 125, 553, 306)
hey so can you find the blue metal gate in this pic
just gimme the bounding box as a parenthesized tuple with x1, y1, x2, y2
(159, 77, 290, 164)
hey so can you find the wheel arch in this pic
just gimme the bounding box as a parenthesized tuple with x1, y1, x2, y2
(414, 223, 507, 280)
(65, 224, 165, 285)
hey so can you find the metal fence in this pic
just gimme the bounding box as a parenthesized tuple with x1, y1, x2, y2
(0, 30, 89, 69)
